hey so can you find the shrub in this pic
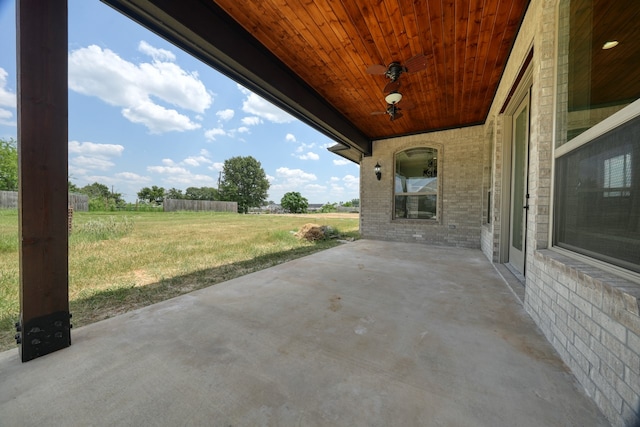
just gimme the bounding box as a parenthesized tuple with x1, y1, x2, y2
(72, 216, 134, 242)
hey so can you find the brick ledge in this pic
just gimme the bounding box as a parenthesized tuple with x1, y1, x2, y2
(535, 249, 640, 319)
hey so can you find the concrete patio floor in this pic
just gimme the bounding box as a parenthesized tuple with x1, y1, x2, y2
(0, 240, 609, 426)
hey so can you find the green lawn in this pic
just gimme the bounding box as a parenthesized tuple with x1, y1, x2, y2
(0, 210, 359, 351)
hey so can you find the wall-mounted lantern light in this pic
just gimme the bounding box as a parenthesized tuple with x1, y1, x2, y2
(374, 162, 381, 180)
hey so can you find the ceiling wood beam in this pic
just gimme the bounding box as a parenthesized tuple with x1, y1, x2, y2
(101, 0, 371, 156)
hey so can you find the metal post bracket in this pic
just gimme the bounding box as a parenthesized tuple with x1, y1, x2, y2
(17, 311, 72, 362)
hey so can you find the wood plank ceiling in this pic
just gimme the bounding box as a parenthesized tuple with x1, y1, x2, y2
(101, 0, 530, 155)
(212, 0, 530, 140)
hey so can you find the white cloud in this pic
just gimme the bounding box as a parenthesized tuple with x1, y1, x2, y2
(321, 174, 360, 202)
(241, 116, 262, 126)
(115, 172, 151, 182)
(285, 133, 296, 142)
(210, 162, 224, 171)
(240, 88, 295, 123)
(216, 109, 235, 121)
(0, 68, 16, 107)
(68, 140, 124, 173)
(327, 175, 359, 195)
(182, 158, 200, 167)
(73, 172, 150, 202)
(68, 140, 124, 157)
(267, 167, 358, 204)
(182, 155, 212, 167)
(274, 167, 317, 185)
(237, 126, 250, 133)
(281, 183, 328, 203)
(204, 127, 227, 141)
(147, 165, 190, 175)
(162, 150, 213, 168)
(333, 159, 351, 166)
(291, 140, 317, 158)
(304, 184, 327, 193)
(343, 174, 359, 190)
(138, 40, 176, 62)
(147, 164, 216, 187)
(68, 43, 211, 133)
(330, 183, 345, 194)
(0, 68, 16, 126)
(69, 167, 89, 178)
(0, 108, 15, 126)
(71, 156, 115, 171)
(82, 175, 116, 185)
(122, 101, 201, 133)
(297, 151, 320, 161)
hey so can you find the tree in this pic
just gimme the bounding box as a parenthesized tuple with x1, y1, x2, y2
(320, 202, 337, 213)
(219, 156, 269, 213)
(137, 185, 166, 204)
(0, 137, 18, 191)
(79, 182, 124, 211)
(281, 191, 308, 213)
(68, 180, 80, 193)
(165, 188, 184, 199)
(81, 182, 111, 199)
(185, 186, 219, 201)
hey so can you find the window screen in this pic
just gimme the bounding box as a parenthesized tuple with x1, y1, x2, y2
(554, 116, 640, 272)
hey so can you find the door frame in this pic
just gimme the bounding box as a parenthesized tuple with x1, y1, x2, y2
(508, 93, 531, 274)
(499, 65, 533, 273)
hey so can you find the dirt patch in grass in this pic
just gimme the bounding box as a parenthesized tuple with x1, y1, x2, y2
(295, 223, 327, 241)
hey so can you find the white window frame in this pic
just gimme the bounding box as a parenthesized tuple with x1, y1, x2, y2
(551, 98, 640, 282)
(393, 146, 442, 221)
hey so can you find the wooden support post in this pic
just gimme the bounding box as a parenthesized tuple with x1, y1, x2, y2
(16, 0, 71, 362)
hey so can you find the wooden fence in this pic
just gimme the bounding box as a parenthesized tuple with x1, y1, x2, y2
(0, 191, 89, 211)
(163, 198, 237, 212)
(69, 193, 89, 211)
(0, 191, 17, 208)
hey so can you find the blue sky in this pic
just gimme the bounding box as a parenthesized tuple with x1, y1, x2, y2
(0, 0, 359, 204)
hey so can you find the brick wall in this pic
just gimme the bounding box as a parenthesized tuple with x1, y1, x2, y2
(526, 250, 640, 426)
(480, 119, 499, 262)
(492, 0, 640, 425)
(361, 128, 484, 248)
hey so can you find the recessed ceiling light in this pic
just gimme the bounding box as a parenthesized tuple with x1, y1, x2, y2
(602, 40, 619, 50)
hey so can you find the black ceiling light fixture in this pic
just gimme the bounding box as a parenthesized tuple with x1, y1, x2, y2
(366, 54, 428, 93)
(375, 162, 382, 180)
(367, 55, 425, 121)
(370, 96, 414, 121)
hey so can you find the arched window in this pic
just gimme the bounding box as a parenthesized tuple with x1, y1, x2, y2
(394, 147, 439, 219)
